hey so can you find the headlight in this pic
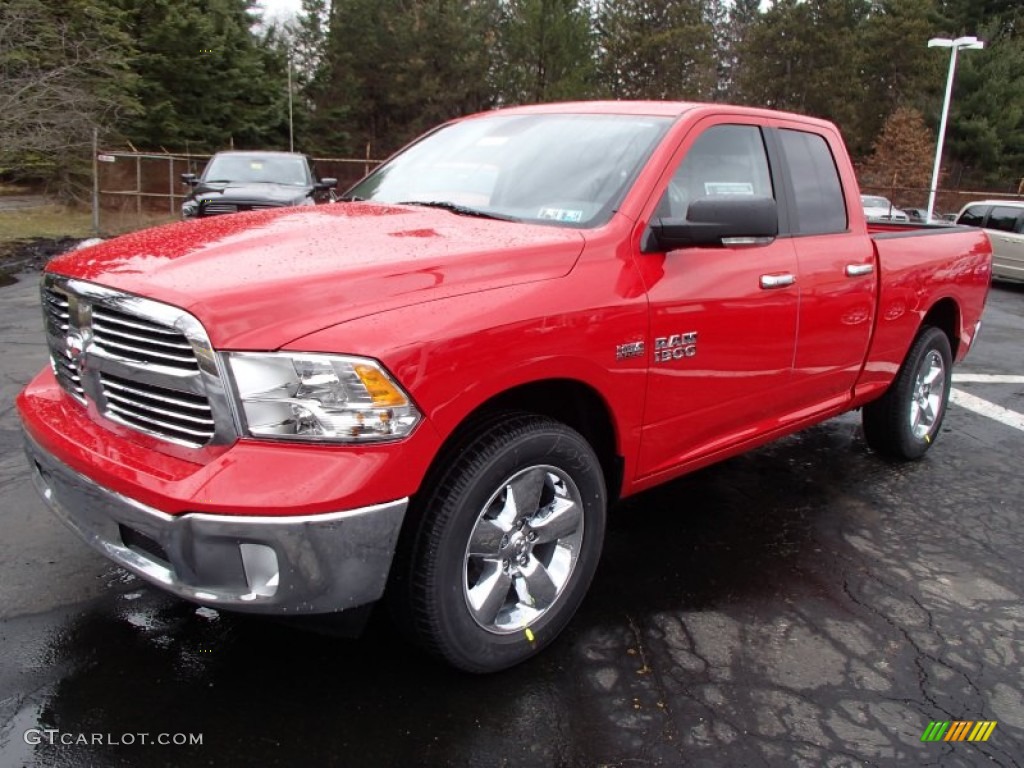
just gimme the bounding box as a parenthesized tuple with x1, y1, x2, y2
(226, 353, 421, 442)
(182, 200, 198, 219)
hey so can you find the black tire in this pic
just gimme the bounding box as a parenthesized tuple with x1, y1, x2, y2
(862, 326, 953, 460)
(393, 414, 606, 673)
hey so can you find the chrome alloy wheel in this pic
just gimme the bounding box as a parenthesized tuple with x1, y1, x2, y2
(910, 349, 946, 439)
(462, 465, 584, 634)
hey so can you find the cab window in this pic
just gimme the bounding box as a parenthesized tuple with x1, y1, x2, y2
(778, 130, 847, 235)
(655, 124, 774, 220)
(957, 205, 988, 227)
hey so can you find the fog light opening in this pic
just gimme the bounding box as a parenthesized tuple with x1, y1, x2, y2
(240, 543, 280, 599)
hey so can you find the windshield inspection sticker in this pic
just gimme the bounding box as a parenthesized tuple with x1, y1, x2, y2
(704, 182, 754, 195)
(538, 207, 583, 223)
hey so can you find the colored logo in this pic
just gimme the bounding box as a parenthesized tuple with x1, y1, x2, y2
(921, 721, 997, 742)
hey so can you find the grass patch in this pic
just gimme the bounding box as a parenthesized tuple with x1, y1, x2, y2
(0, 205, 176, 285)
(0, 205, 94, 245)
(0, 204, 177, 247)
(0, 182, 33, 195)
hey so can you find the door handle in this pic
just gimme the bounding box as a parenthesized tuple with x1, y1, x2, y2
(845, 263, 875, 277)
(760, 273, 795, 289)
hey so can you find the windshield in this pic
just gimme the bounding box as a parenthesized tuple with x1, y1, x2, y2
(203, 154, 310, 186)
(346, 113, 672, 227)
(861, 196, 893, 208)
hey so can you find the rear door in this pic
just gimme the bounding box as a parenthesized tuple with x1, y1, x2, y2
(983, 205, 1024, 281)
(771, 124, 877, 413)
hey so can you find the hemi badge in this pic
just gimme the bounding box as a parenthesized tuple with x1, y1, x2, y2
(616, 341, 645, 360)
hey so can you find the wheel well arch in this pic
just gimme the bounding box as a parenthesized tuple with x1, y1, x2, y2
(425, 378, 624, 506)
(922, 298, 961, 359)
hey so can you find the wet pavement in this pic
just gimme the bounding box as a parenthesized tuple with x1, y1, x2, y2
(1, 271, 1022, 767)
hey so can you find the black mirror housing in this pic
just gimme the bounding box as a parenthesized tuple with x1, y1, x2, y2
(316, 178, 338, 190)
(181, 173, 198, 186)
(645, 196, 778, 251)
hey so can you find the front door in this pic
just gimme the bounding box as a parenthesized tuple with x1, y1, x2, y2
(635, 119, 800, 480)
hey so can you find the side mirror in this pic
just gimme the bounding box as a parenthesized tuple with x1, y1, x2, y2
(644, 196, 778, 252)
(315, 178, 338, 191)
(181, 173, 198, 186)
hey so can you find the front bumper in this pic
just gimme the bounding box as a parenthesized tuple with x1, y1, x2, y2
(25, 434, 407, 614)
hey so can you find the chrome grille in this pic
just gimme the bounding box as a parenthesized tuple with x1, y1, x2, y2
(43, 287, 70, 333)
(42, 286, 85, 399)
(200, 202, 280, 216)
(92, 306, 199, 371)
(40, 275, 235, 448)
(101, 373, 215, 444)
(201, 203, 237, 215)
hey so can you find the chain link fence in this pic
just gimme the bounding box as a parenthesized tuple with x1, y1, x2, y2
(92, 149, 381, 234)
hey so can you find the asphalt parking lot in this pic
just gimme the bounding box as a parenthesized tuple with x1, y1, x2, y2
(1, 270, 1022, 767)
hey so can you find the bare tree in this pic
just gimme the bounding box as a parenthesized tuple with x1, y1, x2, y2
(0, 0, 136, 193)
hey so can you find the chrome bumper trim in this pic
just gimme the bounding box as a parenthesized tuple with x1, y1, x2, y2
(24, 434, 407, 614)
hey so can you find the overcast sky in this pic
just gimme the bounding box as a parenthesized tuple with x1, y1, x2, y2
(257, 0, 303, 23)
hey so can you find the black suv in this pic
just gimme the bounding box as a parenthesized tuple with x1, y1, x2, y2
(181, 151, 337, 218)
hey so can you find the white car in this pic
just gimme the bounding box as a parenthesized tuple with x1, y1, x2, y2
(861, 194, 908, 222)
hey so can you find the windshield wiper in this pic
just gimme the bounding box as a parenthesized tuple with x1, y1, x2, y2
(336, 195, 365, 202)
(396, 200, 518, 222)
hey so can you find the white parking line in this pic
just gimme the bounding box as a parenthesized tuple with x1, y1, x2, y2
(952, 374, 1024, 384)
(950, 389, 1024, 433)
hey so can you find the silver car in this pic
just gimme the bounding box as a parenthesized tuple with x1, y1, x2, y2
(861, 194, 909, 222)
(956, 200, 1024, 282)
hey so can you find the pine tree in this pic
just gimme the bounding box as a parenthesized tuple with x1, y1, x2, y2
(943, 23, 1024, 187)
(492, 0, 597, 104)
(317, 0, 499, 157)
(595, 0, 717, 101)
(860, 0, 944, 159)
(720, 0, 761, 101)
(734, 0, 874, 153)
(113, 0, 291, 152)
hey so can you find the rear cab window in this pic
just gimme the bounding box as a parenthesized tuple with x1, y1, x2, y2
(777, 129, 848, 235)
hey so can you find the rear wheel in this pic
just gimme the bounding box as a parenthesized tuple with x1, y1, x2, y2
(862, 326, 952, 460)
(395, 414, 606, 673)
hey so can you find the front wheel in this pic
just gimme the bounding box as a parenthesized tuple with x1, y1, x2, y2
(395, 414, 607, 673)
(862, 326, 952, 460)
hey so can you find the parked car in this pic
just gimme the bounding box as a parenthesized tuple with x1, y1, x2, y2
(181, 151, 337, 218)
(20, 102, 991, 673)
(861, 194, 909, 222)
(956, 200, 1024, 282)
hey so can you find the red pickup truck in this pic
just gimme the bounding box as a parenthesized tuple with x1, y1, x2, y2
(18, 102, 991, 672)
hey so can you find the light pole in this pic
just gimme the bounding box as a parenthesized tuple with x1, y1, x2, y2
(287, 53, 294, 152)
(926, 35, 984, 220)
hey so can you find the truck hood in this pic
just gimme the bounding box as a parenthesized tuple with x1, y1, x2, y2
(47, 203, 585, 349)
(190, 181, 310, 206)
